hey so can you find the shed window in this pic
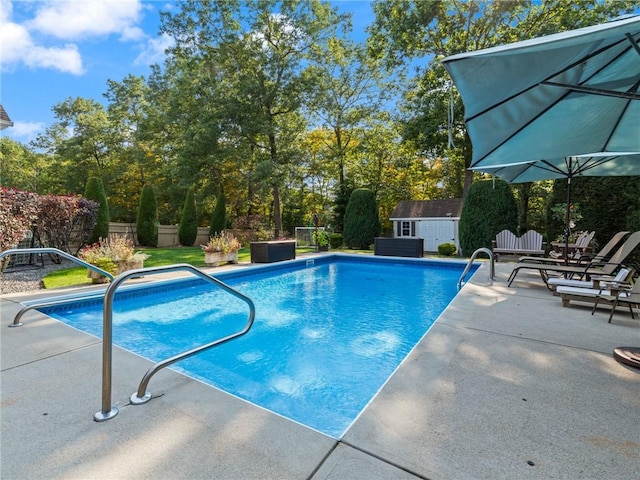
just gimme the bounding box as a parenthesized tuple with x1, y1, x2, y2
(397, 221, 416, 237)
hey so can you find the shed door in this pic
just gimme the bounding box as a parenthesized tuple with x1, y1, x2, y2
(421, 220, 456, 252)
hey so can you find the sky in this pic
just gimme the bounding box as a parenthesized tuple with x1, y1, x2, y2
(0, 0, 376, 144)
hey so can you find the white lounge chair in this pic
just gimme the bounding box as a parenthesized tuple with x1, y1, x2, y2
(547, 267, 633, 294)
(557, 275, 633, 307)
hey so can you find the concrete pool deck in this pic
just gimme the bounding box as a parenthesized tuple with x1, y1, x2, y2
(1, 258, 638, 479)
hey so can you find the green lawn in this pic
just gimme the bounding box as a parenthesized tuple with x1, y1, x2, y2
(42, 245, 319, 289)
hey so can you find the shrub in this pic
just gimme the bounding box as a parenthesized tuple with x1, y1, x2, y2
(209, 192, 226, 237)
(459, 179, 517, 256)
(438, 242, 457, 256)
(312, 229, 329, 247)
(0, 188, 39, 252)
(343, 188, 381, 249)
(329, 233, 343, 249)
(84, 177, 110, 244)
(201, 232, 242, 254)
(33, 194, 99, 256)
(79, 235, 149, 275)
(178, 186, 198, 246)
(136, 184, 158, 247)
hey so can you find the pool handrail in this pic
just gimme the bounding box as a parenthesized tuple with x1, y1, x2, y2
(1, 248, 114, 327)
(95, 263, 256, 422)
(458, 248, 495, 290)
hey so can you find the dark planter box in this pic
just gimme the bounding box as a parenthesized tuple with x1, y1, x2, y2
(374, 237, 424, 258)
(250, 240, 296, 263)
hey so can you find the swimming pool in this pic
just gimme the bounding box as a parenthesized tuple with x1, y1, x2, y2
(39, 254, 477, 438)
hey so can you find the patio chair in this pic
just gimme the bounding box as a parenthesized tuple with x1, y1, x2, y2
(507, 231, 640, 288)
(548, 230, 595, 259)
(593, 277, 640, 324)
(518, 230, 626, 265)
(556, 269, 635, 307)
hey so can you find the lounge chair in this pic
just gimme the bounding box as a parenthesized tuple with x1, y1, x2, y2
(556, 270, 635, 307)
(593, 278, 640, 324)
(507, 231, 640, 288)
(547, 267, 634, 294)
(518, 230, 627, 265)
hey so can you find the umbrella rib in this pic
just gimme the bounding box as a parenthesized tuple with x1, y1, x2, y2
(600, 84, 637, 151)
(542, 32, 640, 100)
(627, 32, 640, 56)
(541, 82, 640, 100)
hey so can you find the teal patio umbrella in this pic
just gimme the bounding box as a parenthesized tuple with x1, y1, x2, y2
(442, 15, 640, 256)
(442, 15, 640, 169)
(443, 16, 640, 365)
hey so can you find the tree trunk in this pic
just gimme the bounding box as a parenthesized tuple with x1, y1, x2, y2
(518, 183, 531, 234)
(272, 183, 282, 238)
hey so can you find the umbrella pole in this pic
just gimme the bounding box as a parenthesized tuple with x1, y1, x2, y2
(564, 176, 572, 265)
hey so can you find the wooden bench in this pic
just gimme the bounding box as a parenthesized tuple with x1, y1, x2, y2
(491, 230, 546, 260)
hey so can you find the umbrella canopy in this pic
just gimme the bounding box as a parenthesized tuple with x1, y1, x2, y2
(442, 15, 640, 169)
(478, 152, 640, 183)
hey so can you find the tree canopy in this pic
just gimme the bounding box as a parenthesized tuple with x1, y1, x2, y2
(3, 0, 638, 245)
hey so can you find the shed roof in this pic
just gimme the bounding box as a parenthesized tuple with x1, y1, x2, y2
(390, 199, 463, 219)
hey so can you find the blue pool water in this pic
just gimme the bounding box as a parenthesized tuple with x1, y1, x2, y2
(40, 255, 475, 438)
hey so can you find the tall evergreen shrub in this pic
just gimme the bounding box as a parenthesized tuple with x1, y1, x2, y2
(459, 179, 517, 256)
(209, 192, 226, 236)
(547, 176, 640, 249)
(178, 186, 198, 246)
(136, 184, 158, 247)
(84, 177, 110, 244)
(343, 188, 381, 249)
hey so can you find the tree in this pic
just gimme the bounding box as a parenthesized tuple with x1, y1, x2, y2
(104, 75, 158, 221)
(178, 186, 198, 246)
(209, 192, 227, 237)
(546, 177, 640, 250)
(343, 188, 381, 249)
(458, 179, 517, 256)
(160, 0, 349, 237)
(0, 138, 48, 192)
(136, 184, 158, 247)
(368, 0, 639, 198)
(84, 177, 110, 244)
(31, 97, 119, 195)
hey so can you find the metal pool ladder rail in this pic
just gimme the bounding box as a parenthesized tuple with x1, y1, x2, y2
(0, 247, 114, 327)
(457, 248, 495, 290)
(95, 263, 255, 422)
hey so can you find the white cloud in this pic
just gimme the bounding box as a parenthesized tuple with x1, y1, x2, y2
(134, 33, 173, 67)
(0, 0, 147, 74)
(6, 121, 46, 143)
(0, 3, 84, 75)
(27, 0, 144, 41)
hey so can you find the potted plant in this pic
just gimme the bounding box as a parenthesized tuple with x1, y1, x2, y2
(313, 230, 329, 252)
(202, 231, 242, 266)
(79, 235, 149, 283)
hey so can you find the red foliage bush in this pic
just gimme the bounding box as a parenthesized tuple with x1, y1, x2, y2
(33, 194, 99, 256)
(0, 187, 39, 252)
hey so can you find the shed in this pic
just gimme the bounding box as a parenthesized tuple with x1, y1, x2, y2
(389, 199, 463, 253)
